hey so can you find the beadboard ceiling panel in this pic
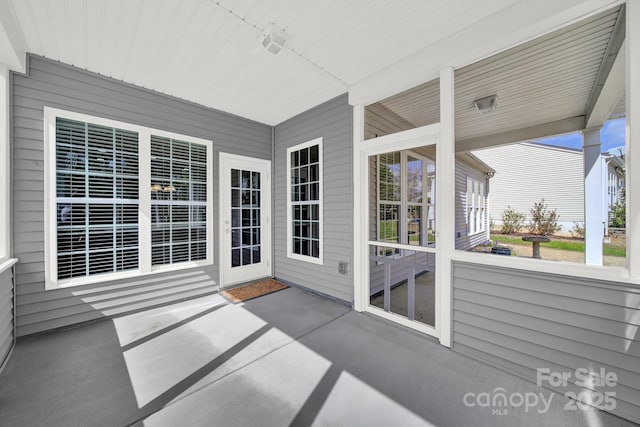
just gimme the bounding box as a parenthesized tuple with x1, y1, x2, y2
(453, 6, 623, 141)
(365, 5, 624, 145)
(7, 0, 521, 125)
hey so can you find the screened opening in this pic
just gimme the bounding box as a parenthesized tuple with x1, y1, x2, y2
(453, 5, 626, 267)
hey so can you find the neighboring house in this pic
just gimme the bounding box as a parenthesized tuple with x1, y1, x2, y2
(1, 1, 639, 425)
(473, 142, 625, 234)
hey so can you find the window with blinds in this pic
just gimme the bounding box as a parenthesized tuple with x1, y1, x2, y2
(151, 136, 207, 265)
(48, 109, 212, 287)
(55, 118, 139, 280)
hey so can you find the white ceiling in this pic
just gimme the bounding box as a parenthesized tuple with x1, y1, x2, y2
(3, 0, 523, 125)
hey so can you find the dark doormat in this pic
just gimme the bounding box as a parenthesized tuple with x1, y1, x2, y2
(221, 278, 289, 303)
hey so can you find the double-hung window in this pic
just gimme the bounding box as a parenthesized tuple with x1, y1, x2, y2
(286, 138, 323, 263)
(377, 150, 435, 253)
(466, 177, 486, 235)
(46, 108, 213, 288)
(55, 118, 139, 279)
(150, 136, 208, 265)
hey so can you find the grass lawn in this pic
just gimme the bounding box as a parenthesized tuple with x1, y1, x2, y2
(491, 234, 626, 257)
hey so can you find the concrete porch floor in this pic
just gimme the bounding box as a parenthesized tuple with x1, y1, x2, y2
(0, 286, 635, 427)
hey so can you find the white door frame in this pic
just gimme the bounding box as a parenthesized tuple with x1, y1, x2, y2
(353, 123, 441, 339)
(219, 152, 272, 288)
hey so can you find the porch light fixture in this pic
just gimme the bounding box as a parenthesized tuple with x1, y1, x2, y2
(473, 95, 498, 113)
(259, 23, 288, 55)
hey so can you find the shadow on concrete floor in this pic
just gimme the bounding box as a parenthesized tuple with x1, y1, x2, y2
(0, 286, 635, 427)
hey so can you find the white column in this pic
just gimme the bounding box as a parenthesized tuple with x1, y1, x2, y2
(583, 127, 603, 266)
(436, 67, 455, 348)
(627, 0, 640, 278)
(0, 64, 10, 261)
(352, 104, 367, 312)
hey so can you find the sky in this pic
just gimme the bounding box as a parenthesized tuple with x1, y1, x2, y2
(534, 117, 625, 154)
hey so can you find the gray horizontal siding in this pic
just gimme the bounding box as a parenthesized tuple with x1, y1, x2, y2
(12, 55, 271, 336)
(452, 261, 640, 424)
(273, 94, 353, 302)
(455, 158, 489, 250)
(0, 267, 14, 368)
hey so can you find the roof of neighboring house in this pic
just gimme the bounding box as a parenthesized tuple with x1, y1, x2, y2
(456, 152, 495, 175)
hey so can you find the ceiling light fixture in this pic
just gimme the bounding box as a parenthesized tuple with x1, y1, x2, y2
(259, 23, 288, 55)
(473, 94, 498, 113)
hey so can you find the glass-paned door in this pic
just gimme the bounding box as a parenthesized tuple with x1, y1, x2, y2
(220, 153, 271, 286)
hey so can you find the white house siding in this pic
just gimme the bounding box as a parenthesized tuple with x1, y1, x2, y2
(12, 56, 272, 336)
(273, 95, 353, 303)
(473, 142, 584, 232)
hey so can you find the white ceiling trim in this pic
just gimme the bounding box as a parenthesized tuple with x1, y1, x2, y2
(0, 0, 26, 72)
(587, 40, 626, 127)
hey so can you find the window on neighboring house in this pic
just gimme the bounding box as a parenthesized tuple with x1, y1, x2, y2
(47, 109, 212, 288)
(287, 138, 323, 263)
(466, 177, 486, 235)
(376, 150, 435, 253)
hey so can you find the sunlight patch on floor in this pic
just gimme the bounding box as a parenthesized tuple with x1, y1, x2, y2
(142, 339, 332, 427)
(169, 327, 296, 405)
(312, 370, 435, 426)
(112, 294, 228, 347)
(120, 302, 268, 408)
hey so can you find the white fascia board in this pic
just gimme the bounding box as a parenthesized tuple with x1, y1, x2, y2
(0, 0, 26, 72)
(586, 40, 626, 128)
(348, 0, 622, 106)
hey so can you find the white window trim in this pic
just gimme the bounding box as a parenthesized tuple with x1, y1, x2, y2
(286, 137, 324, 265)
(44, 107, 214, 290)
(466, 176, 486, 236)
(376, 150, 434, 254)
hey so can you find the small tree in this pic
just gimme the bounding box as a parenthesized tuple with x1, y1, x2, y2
(609, 200, 626, 228)
(571, 221, 585, 239)
(528, 199, 561, 236)
(501, 206, 525, 234)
